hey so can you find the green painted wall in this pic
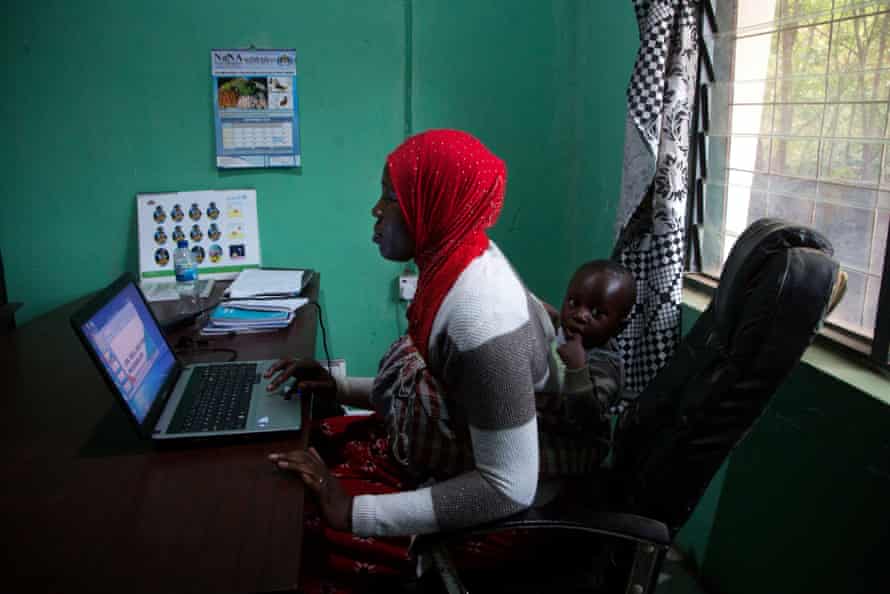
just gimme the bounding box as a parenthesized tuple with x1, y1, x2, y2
(3, 0, 408, 374)
(412, 0, 636, 306)
(676, 305, 890, 593)
(702, 365, 890, 593)
(3, 0, 638, 376)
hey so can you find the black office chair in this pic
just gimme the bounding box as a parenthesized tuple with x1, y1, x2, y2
(0, 248, 23, 335)
(412, 219, 841, 593)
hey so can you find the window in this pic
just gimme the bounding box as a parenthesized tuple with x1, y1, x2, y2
(694, 0, 890, 366)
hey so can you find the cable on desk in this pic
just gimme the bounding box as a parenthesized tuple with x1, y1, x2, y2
(173, 336, 238, 362)
(176, 300, 332, 366)
(305, 301, 334, 377)
(169, 296, 335, 393)
(171, 273, 317, 330)
(165, 295, 296, 330)
(300, 300, 339, 420)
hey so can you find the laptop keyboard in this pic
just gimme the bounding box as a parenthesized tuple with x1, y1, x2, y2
(168, 363, 258, 434)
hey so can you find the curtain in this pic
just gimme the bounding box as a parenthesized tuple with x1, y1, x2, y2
(613, 0, 700, 396)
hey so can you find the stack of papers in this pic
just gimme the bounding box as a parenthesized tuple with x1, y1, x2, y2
(226, 269, 305, 299)
(201, 299, 307, 336)
(200, 268, 310, 336)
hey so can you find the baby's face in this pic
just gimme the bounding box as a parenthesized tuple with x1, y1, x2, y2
(560, 272, 631, 349)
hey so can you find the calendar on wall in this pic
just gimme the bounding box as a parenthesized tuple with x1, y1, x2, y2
(136, 189, 261, 282)
(211, 49, 301, 169)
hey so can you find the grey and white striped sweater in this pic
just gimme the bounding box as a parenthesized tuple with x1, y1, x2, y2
(350, 243, 551, 537)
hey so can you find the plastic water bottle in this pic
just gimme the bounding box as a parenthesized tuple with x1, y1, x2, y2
(173, 240, 199, 310)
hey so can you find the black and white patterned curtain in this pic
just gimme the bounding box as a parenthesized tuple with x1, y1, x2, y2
(613, 0, 699, 396)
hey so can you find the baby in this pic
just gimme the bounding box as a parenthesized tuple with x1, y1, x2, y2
(537, 259, 636, 434)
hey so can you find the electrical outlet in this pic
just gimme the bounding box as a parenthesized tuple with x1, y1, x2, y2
(399, 273, 417, 301)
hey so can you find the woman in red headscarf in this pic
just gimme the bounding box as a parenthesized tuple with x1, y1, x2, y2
(265, 130, 593, 592)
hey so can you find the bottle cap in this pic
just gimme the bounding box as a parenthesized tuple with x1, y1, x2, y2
(177, 240, 188, 248)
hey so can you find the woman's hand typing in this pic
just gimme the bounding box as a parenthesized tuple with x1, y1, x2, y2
(264, 358, 337, 397)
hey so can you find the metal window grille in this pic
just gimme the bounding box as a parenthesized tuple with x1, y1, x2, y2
(689, 0, 890, 367)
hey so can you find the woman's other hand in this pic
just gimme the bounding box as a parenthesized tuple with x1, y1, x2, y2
(264, 358, 337, 397)
(269, 447, 353, 532)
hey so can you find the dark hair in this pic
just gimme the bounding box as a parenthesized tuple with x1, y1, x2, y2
(572, 259, 637, 315)
(573, 259, 633, 284)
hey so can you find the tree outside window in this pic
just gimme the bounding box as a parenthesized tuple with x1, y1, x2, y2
(702, 0, 889, 362)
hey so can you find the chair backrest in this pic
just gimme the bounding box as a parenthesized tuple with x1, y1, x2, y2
(611, 218, 839, 533)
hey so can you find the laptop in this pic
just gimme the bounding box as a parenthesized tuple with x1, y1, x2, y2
(71, 274, 301, 441)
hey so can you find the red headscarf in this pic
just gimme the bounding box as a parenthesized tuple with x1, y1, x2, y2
(387, 129, 506, 360)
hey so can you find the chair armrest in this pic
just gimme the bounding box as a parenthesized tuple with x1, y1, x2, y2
(414, 503, 671, 551)
(413, 506, 670, 594)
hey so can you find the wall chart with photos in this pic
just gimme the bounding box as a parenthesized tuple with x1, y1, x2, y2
(212, 49, 300, 169)
(136, 189, 261, 281)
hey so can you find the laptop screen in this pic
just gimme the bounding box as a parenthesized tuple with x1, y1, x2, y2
(80, 282, 176, 423)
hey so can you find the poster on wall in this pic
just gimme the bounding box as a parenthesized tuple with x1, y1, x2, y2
(211, 49, 300, 169)
(136, 189, 261, 284)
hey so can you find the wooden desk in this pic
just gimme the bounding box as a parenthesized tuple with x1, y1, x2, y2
(0, 277, 318, 594)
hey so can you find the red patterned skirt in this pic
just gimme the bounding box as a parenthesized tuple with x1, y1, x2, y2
(298, 414, 412, 594)
(301, 414, 534, 594)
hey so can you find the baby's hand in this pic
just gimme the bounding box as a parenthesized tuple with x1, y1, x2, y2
(557, 332, 586, 369)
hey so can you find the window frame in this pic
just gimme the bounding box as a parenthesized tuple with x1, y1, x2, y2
(685, 0, 890, 372)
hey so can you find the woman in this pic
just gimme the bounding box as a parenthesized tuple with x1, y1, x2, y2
(265, 130, 599, 589)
